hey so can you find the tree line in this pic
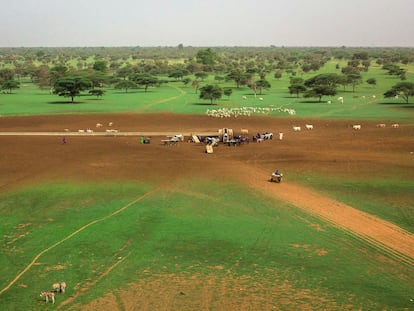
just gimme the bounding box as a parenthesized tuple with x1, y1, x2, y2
(0, 46, 413, 103)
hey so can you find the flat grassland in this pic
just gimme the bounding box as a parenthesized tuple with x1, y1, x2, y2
(1, 57, 414, 309)
(1, 112, 413, 310)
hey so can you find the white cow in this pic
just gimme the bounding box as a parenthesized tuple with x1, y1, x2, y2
(40, 291, 55, 304)
(305, 124, 314, 130)
(293, 126, 301, 131)
(352, 125, 361, 130)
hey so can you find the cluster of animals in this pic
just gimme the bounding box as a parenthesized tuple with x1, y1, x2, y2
(206, 106, 296, 118)
(39, 281, 66, 304)
(352, 123, 400, 130)
(242, 95, 263, 100)
(64, 122, 118, 134)
(291, 124, 314, 132)
(326, 95, 379, 105)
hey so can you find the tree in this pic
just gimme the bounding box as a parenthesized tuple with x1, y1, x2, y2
(89, 72, 108, 88)
(304, 73, 340, 102)
(1, 79, 20, 93)
(199, 84, 222, 104)
(130, 73, 159, 92)
(49, 65, 68, 85)
(226, 69, 252, 88)
(168, 69, 186, 80)
(255, 79, 271, 95)
(89, 89, 105, 98)
(366, 78, 377, 87)
(384, 82, 414, 104)
(288, 77, 306, 98)
(194, 71, 208, 81)
(223, 87, 233, 98)
(274, 70, 283, 80)
(345, 73, 362, 92)
(196, 48, 217, 66)
(304, 86, 337, 102)
(192, 80, 200, 93)
(116, 65, 134, 80)
(0, 68, 15, 81)
(53, 76, 91, 102)
(93, 60, 108, 72)
(114, 80, 137, 93)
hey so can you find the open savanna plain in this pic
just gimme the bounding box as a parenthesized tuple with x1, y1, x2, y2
(1, 112, 413, 310)
(1, 59, 414, 309)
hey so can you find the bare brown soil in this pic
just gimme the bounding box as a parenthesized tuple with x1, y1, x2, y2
(1, 112, 413, 310)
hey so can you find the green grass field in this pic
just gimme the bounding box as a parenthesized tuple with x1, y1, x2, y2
(1, 182, 413, 309)
(1, 60, 413, 121)
(1, 59, 413, 309)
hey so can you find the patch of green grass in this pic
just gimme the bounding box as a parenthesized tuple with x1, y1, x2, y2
(1, 180, 413, 309)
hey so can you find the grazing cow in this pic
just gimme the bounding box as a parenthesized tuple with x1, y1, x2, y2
(352, 125, 361, 130)
(371, 95, 376, 99)
(327, 100, 332, 104)
(40, 291, 55, 304)
(259, 97, 263, 100)
(242, 96, 247, 100)
(391, 123, 400, 128)
(78, 129, 85, 133)
(108, 122, 113, 126)
(293, 126, 301, 131)
(59, 282, 66, 293)
(376, 123, 386, 128)
(337, 96, 344, 104)
(96, 123, 103, 128)
(52, 283, 60, 292)
(305, 124, 314, 130)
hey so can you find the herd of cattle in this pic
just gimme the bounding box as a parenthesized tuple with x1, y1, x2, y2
(39, 281, 66, 304)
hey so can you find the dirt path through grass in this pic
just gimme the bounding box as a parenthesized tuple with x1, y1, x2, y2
(0, 188, 159, 295)
(231, 164, 414, 266)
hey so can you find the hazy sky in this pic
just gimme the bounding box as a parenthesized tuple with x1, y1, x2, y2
(1, 0, 413, 47)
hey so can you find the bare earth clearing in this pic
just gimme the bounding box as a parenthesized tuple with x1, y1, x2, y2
(1, 112, 413, 310)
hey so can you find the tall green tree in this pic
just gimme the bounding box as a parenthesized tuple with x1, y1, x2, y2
(114, 80, 137, 93)
(304, 73, 340, 102)
(196, 48, 217, 66)
(93, 60, 108, 72)
(366, 78, 377, 87)
(288, 77, 306, 98)
(1, 79, 20, 94)
(384, 82, 414, 104)
(255, 79, 271, 95)
(130, 73, 159, 92)
(199, 84, 222, 104)
(345, 73, 363, 92)
(53, 76, 91, 103)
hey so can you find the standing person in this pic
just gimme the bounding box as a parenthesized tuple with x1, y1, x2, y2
(62, 136, 67, 144)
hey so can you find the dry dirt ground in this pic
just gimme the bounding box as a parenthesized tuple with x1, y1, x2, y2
(1, 113, 414, 310)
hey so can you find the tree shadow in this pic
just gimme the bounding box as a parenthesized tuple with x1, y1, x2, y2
(299, 100, 323, 104)
(193, 102, 218, 106)
(47, 101, 83, 104)
(378, 102, 413, 109)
